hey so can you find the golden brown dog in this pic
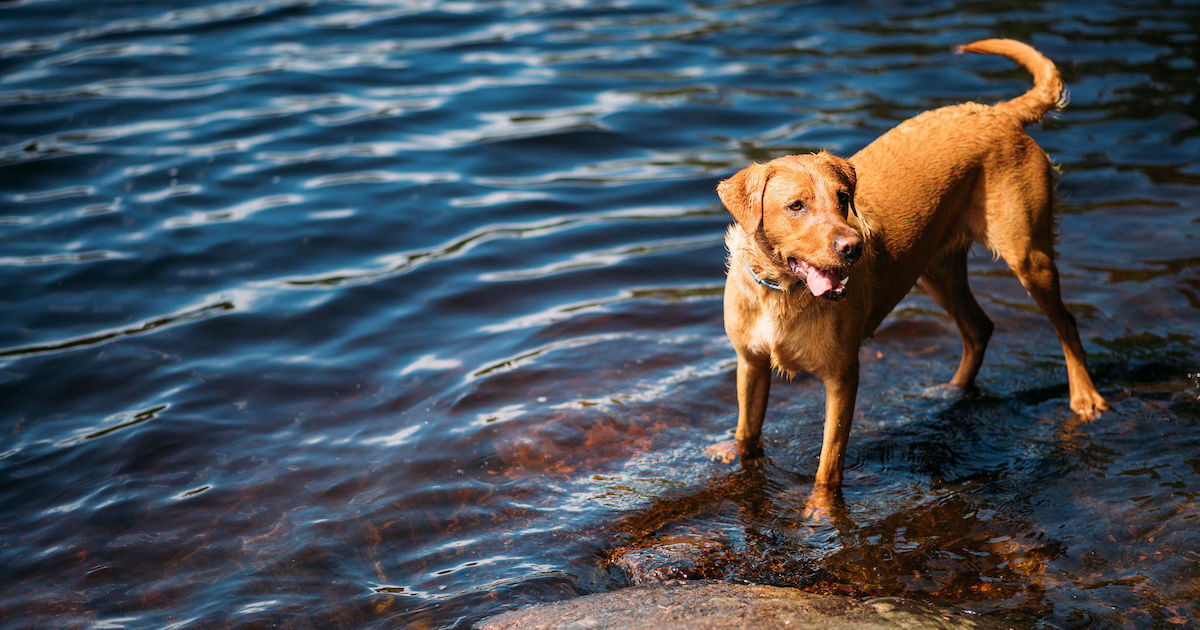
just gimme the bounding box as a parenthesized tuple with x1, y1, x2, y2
(714, 39, 1107, 489)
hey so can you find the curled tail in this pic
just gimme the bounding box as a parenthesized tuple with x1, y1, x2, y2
(957, 39, 1065, 125)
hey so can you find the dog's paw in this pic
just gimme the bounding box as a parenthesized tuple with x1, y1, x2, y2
(804, 486, 843, 521)
(704, 440, 741, 464)
(704, 439, 764, 464)
(1070, 390, 1108, 421)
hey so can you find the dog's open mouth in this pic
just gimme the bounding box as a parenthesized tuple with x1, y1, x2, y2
(788, 257, 849, 299)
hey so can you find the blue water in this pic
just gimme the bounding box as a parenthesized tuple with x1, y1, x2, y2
(2, 1, 1198, 628)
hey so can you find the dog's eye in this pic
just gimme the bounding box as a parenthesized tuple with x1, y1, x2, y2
(788, 200, 807, 213)
(837, 191, 850, 207)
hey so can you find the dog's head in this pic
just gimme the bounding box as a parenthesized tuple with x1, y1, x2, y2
(717, 152, 863, 300)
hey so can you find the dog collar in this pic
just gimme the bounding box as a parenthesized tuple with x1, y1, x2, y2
(742, 255, 787, 292)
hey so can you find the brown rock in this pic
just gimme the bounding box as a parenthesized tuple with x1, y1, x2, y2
(478, 583, 1015, 630)
(610, 534, 734, 584)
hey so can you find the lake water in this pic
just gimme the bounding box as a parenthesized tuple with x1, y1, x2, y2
(1, 1, 1198, 628)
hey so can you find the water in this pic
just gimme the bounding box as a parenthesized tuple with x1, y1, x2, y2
(1, 1, 1197, 628)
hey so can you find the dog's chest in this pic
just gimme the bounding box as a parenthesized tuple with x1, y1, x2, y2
(751, 307, 835, 376)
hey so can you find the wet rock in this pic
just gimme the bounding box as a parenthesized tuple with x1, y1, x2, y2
(610, 533, 734, 584)
(478, 583, 1015, 630)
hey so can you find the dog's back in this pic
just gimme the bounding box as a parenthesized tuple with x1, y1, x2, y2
(849, 40, 1067, 334)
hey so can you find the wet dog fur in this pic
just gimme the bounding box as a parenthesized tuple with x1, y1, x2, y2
(715, 39, 1107, 489)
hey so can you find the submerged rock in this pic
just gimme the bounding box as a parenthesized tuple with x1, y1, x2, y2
(610, 533, 735, 584)
(478, 583, 1015, 630)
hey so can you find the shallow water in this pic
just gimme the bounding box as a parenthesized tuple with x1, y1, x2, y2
(1, 1, 1198, 628)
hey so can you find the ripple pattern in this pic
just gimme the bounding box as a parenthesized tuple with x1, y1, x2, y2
(1, 1, 1198, 629)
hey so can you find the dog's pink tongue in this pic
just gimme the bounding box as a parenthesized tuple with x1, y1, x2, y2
(806, 267, 837, 297)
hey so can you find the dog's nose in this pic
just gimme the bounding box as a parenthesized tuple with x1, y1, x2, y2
(835, 235, 862, 263)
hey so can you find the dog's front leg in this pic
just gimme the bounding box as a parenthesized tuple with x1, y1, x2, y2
(704, 353, 770, 464)
(813, 359, 860, 488)
(734, 354, 771, 456)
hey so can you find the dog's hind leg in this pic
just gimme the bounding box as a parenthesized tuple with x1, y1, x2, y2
(921, 246, 995, 389)
(1001, 243, 1107, 418)
(988, 171, 1108, 419)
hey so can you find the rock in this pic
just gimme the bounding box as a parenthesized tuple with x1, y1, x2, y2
(610, 534, 734, 584)
(478, 583, 1015, 630)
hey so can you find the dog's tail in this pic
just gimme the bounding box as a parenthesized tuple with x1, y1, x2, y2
(957, 39, 1066, 125)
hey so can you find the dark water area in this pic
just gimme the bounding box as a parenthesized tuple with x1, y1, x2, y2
(1, 0, 1198, 628)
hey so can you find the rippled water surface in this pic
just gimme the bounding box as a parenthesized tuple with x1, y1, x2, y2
(2, 1, 1199, 628)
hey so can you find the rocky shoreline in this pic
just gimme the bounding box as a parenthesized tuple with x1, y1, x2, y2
(478, 583, 1016, 629)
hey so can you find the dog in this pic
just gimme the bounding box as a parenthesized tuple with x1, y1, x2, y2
(713, 39, 1107, 489)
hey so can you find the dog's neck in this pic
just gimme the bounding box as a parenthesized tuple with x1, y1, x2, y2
(741, 255, 787, 291)
(726, 226, 802, 294)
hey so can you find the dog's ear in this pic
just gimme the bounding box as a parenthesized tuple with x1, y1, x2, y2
(827, 155, 859, 217)
(828, 154, 857, 194)
(717, 163, 771, 235)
